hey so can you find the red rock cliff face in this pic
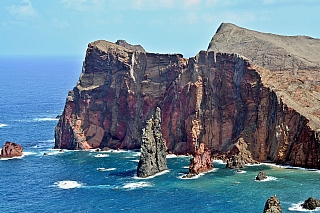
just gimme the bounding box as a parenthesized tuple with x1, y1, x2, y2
(55, 39, 320, 168)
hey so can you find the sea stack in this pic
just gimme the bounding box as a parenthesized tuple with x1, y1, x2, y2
(256, 171, 267, 181)
(137, 107, 167, 178)
(183, 143, 214, 178)
(0, 141, 23, 158)
(263, 195, 282, 213)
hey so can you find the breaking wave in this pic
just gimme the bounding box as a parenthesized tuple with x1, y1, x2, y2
(0, 123, 8, 128)
(96, 167, 116, 172)
(254, 176, 277, 182)
(54, 181, 82, 189)
(94, 154, 110, 158)
(133, 170, 169, 180)
(288, 202, 320, 211)
(33, 118, 59, 122)
(122, 181, 152, 189)
(177, 168, 218, 179)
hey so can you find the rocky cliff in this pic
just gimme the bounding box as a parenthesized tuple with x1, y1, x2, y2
(55, 24, 320, 168)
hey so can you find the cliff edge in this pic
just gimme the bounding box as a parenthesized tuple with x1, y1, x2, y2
(209, 23, 320, 130)
(55, 26, 320, 168)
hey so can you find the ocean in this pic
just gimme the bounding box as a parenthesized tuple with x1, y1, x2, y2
(0, 56, 319, 213)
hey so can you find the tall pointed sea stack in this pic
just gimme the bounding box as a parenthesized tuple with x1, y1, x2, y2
(137, 107, 167, 178)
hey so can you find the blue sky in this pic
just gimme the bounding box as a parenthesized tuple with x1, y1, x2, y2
(1, 0, 320, 57)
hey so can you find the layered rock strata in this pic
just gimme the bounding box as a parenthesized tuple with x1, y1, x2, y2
(0, 141, 23, 158)
(263, 195, 282, 213)
(55, 24, 320, 168)
(137, 107, 167, 178)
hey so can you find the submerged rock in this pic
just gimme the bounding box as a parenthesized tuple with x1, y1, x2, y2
(256, 171, 267, 181)
(137, 107, 167, 178)
(0, 141, 23, 158)
(301, 197, 320, 210)
(263, 195, 282, 213)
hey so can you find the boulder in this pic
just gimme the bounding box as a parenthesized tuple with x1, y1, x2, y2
(301, 197, 320, 210)
(256, 171, 267, 181)
(137, 107, 167, 178)
(263, 195, 282, 213)
(0, 141, 23, 158)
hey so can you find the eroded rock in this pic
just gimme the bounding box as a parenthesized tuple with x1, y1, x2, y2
(263, 195, 282, 213)
(137, 107, 167, 178)
(256, 171, 267, 181)
(301, 197, 320, 210)
(225, 137, 258, 169)
(0, 141, 23, 158)
(183, 143, 213, 178)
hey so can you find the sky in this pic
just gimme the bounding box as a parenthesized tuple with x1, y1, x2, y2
(1, 0, 320, 57)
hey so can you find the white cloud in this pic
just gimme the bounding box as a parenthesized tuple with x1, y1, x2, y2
(263, 0, 275, 4)
(202, 13, 216, 24)
(205, 0, 219, 6)
(52, 17, 69, 29)
(185, 0, 201, 7)
(131, 0, 176, 9)
(221, 11, 256, 24)
(6, 0, 39, 19)
(186, 11, 199, 24)
(61, 0, 106, 11)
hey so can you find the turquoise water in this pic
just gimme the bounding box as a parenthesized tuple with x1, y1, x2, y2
(0, 57, 320, 213)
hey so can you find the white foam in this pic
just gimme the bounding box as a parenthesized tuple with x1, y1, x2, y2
(131, 159, 139, 162)
(54, 180, 82, 189)
(0, 123, 8, 128)
(97, 167, 116, 172)
(33, 118, 59, 122)
(178, 168, 218, 179)
(132, 152, 141, 157)
(122, 181, 152, 189)
(288, 202, 320, 211)
(104, 149, 127, 153)
(23, 151, 37, 156)
(236, 170, 247, 174)
(166, 154, 190, 158)
(182, 166, 189, 169)
(42, 151, 64, 156)
(214, 160, 225, 164)
(254, 176, 277, 182)
(263, 163, 320, 172)
(134, 170, 170, 179)
(0, 156, 23, 160)
(94, 154, 110, 158)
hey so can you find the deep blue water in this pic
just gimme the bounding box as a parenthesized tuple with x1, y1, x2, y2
(0, 56, 320, 213)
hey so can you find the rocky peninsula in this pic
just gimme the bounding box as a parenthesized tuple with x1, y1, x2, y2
(55, 23, 320, 169)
